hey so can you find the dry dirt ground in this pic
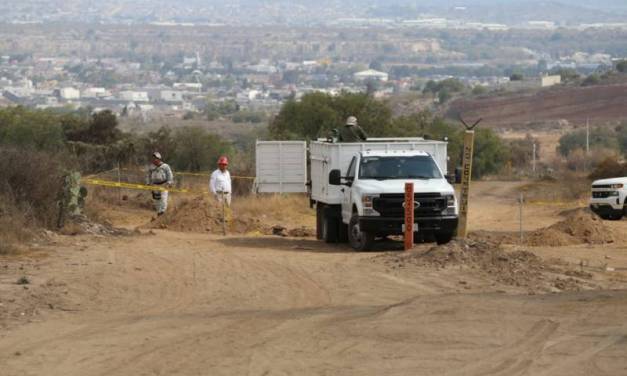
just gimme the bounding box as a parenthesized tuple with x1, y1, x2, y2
(1, 181, 627, 376)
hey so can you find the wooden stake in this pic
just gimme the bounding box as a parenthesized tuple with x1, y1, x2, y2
(404, 182, 414, 251)
(457, 130, 475, 238)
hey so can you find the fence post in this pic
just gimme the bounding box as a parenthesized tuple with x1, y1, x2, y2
(519, 193, 524, 244)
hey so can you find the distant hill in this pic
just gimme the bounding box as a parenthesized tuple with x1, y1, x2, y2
(447, 83, 627, 128)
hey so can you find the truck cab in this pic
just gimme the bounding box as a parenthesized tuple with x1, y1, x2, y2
(329, 150, 458, 250)
(590, 177, 627, 220)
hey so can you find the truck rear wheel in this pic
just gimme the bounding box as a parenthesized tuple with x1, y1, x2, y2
(323, 215, 339, 243)
(316, 204, 324, 240)
(348, 214, 374, 251)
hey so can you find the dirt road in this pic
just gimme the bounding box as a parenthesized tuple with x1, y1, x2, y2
(1, 181, 627, 375)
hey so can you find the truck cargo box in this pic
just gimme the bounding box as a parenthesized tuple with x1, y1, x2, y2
(310, 138, 448, 205)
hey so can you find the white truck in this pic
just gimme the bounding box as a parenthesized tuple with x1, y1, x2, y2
(308, 138, 458, 250)
(590, 177, 627, 220)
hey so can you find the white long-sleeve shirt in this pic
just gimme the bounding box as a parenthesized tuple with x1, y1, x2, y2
(210, 169, 232, 194)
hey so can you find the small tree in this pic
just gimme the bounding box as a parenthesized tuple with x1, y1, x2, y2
(616, 60, 627, 73)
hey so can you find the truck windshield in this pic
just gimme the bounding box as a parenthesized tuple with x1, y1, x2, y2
(359, 155, 443, 180)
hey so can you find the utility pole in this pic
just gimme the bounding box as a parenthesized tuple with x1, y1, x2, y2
(585, 118, 590, 172)
(457, 116, 482, 239)
(532, 142, 537, 175)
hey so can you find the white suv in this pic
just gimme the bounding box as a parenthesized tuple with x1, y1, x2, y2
(590, 177, 627, 220)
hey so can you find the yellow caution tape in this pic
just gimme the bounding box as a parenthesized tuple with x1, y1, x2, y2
(83, 178, 206, 194)
(117, 167, 255, 180)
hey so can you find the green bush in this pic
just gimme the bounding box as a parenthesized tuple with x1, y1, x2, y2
(0, 107, 65, 151)
(558, 127, 619, 156)
(269, 91, 391, 140)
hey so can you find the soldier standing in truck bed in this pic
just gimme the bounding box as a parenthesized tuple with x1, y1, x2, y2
(339, 116, 368, 142)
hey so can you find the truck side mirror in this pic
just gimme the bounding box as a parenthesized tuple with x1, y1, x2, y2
(329, 169, 342, 185)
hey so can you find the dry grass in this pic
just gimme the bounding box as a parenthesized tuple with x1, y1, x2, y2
(0, 198, 33, 256)
(518, 175, 590, 203)
(232, 194, 316, 228)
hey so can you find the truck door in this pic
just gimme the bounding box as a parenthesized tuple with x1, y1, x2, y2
(342, 156, 357, 224)
(255, 141, 308, 193)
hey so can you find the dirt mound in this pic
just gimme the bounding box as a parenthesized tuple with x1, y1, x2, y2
(60, 215, 134, 237)
(380, 240, 594, 292)
(146, 196, 314, 237)
(522, 208, 615, 247)
(470, 208, 616, 247)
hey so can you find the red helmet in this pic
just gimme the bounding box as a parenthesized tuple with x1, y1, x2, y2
(217, 156, 229, 166)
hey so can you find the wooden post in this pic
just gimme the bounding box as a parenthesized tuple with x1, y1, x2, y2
(221, 191, 227, 236)
(457, 130, 475, 238)
(404, 182, 414, 251)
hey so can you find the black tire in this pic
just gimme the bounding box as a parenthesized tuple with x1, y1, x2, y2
(338, 222, 349, 243)
(599, 213, 611, 220)
(316, 204, 324, 240)
(435, 232, 454, 245)
(348, 214, 375, 251)
(323, 215, 339, 243)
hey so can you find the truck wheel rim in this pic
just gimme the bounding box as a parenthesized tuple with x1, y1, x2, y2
(351, 223, 362, 243)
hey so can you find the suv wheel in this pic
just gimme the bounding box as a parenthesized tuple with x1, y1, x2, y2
(348, 214, 375, 251)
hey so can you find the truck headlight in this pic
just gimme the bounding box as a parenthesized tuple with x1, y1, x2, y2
(610, 184, 624, 189)
(362, 194, 378, 209)
(444, 194, 456, 207)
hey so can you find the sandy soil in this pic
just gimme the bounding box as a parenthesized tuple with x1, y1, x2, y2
(1, 181, 627, 376)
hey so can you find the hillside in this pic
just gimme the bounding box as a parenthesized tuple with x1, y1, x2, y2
(448, 83, 627, 128)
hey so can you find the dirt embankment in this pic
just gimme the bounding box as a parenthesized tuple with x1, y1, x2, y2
(145, 195, 315, 237)
(448, 83, 627, 128)
(471, 208, 621, 247)
(377, 239, 594, 293)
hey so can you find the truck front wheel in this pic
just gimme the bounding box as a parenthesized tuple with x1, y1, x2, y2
(435, 232, 454, 245)
(349, 214, 375, 251)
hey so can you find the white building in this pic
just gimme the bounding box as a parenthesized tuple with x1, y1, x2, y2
(82, 87, 108, 98)
(354, 69, 389, 82)
(60, 87, 80, 100)
(173, 83, 202, 91)
(119, 91, 149, 102)
(160, 90, 185, 102)
(541, 75, 562, 87)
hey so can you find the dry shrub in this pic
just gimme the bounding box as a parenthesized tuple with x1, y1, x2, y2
(589, 156, 627, 180)
(0, 147, 69, 228)
(0, 195, 33, 255)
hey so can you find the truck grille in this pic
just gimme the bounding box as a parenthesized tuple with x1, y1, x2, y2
(373, 193, 448, 218)
(592, 191, 612, 198)
(592, 185, 611, 189)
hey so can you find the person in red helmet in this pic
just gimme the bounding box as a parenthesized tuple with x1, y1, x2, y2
(210, 156, 232, 206)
